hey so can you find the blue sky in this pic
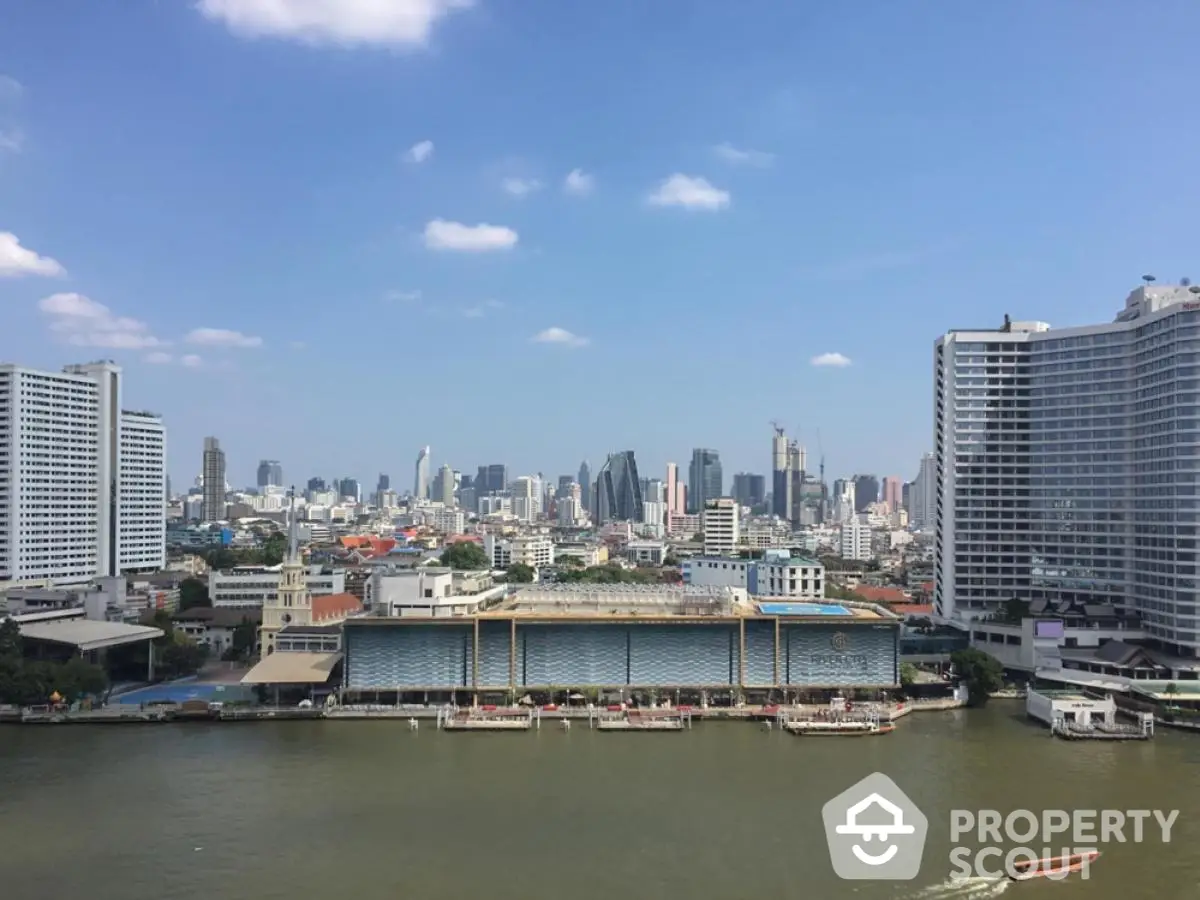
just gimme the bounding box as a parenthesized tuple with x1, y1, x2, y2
(3, 1, 1200, 492)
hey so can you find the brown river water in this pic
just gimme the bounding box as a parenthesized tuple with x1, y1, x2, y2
(1, 702, 1196, 900)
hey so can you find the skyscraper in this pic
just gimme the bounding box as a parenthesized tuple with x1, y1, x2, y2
(909, 453, 936, 528)
(202, 436, 226, 522)
(593, 451, 643, 524)
(377, 473, 390, 493)
(578, 460, 591, 511)
(881, 476, 903, 512)
(338, 478, 361, 503)
(438, 463, 455, 507)
(306, 476, 327, 494)
(732, 473, 766, 508)
(934, 281, 1200, 657)
(688, 448, 722, 513)
(256, 459, 283, 489)
(414, 446, 431, 499)
(852, 475, 879, 513)
(476, 463, 507, 496)
(771, 427, 790, 519)
(665, 462, 683, 515)
(0, 360, 166, 583)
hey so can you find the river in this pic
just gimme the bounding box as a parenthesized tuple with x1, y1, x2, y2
(1, 702, 1196, 900)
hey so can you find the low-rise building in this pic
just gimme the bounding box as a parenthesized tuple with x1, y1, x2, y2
(839, 520, 872, 562)
(209, 565, 345, 609)
(553, 541, 606, 568)
(364, 567, 506, 617)
(683, 550, 824, 599)
(171, 607, 262, 656)
(625, 540, 667, 566)
(483, 534, 555, 569)
(701, 498, 739, 555)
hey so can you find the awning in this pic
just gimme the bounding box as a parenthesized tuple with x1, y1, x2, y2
(17, 619, 164, 652)
(241, 651, 343, 685)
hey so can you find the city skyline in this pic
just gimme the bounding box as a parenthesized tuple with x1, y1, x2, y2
(4, 5, 1199, 485)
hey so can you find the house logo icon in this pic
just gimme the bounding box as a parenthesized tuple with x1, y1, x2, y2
(822, 772, 928, 880)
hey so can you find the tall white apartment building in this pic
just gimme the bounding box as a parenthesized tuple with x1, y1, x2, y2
(935, 284, 1200, 658)
(701, 497, 739, 556)
(838, 519, 872, 562)
(0, 360, 166, 585)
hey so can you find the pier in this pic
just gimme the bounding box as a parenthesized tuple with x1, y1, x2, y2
(438, 706, 536, 731)
(1027, 687, 1156, 740)
(592, 706, 692, 731)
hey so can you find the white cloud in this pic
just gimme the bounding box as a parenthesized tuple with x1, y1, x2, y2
(404, 139, 433, 164)
(185, 327, 264, 348)
(502, 177, 542, 197)
(0, 232, 66, 277)
(196, 0, 474, 48)
(532, 326, 588, 348)
(462, 299, 504, 319)
(145, 351, 174, 364)
(563, 168, 595, 196)
(647, 174, 730, 211)
(384, 288, 422, 302)
(423, 219, 518, 251)
(181, 354, 204, 368)
(713, 143, 774, 167)
(810, 352, 852, 368)
(38, 293, 164, 350)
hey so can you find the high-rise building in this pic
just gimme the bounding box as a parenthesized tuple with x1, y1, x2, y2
(852, 475, 879, 513)
(934, 281, 1200, 657)
(577, 460, 591, 511)
(688, 448, 722, 513)
(909, 453, 936, 528)
(438, 463, 455, 507)
(665, 462, 683, 515)
(256, 459, 283, 489)
(0, 361, 167, 584)
(377, 473, 390, 493)
(771, 428, 790, 519)
(414, 446, 430, 499)
(881, 476, 903, 512)
(202, 436, 226, 522)
(593, 451, 643, 524)
(306, 477, 326, 495)
(337, 478, 361, 503)
(476, 463, 507, 497)
(732, 473, 766, 508)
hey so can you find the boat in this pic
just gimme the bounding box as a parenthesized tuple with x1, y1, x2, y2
(785, 719, 895, 736)
(1009, 850, 1100, 881)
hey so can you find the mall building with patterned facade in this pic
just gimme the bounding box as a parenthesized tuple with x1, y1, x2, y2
(341, 585, 901, 702)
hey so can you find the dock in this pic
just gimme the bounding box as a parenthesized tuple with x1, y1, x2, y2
(439, 706, 535, 731)
(592, 707, 692, 731)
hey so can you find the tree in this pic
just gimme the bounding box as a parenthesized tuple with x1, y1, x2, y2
(0, 617, 22, 659)
(232, 617, 258, 659)
(506, 563, 535, 583)
(949, 648, 1004, 707)
(1164, 682, 1180, 707)
(662, 554, 681, 567)
(179, 577, 211, 611)
(440, 542, 491, 570)
(203, 547, 237, 570)
(559, 555, 585, 568)
(900, 663, 919, 688)
(999, 596, 1030, 624)
(261, 532, 288, 566)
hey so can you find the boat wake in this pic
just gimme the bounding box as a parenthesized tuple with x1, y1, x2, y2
(903, 875, 1010, 899)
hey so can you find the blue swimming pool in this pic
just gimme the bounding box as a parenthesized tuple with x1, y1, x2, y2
(110, 682, 253, 705)
(755, 602, 851, 617)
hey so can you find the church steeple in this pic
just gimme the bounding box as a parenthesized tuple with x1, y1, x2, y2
(260, 486, 311, 654)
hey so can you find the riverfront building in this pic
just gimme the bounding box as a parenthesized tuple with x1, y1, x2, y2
(341, 585, 900, 700)
(0, 360, 167, 586)
(935, 283, 1200, 658)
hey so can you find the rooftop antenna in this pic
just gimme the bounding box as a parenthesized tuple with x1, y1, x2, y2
(1002, 313, 1011, 332)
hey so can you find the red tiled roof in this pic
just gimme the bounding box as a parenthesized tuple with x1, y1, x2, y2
(894, 603, 934, 616)
(445, 534, 481, 544)
(853, 585, 909, 604)
(311, 592, 362, 622)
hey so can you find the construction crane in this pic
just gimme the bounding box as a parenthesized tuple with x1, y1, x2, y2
(770, 419, 785, 438)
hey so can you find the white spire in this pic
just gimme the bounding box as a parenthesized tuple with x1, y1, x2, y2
(287, 485, 299, 562)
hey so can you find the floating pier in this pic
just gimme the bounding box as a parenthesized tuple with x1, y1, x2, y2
(438, 706, 536, 731)
(1027, 688, 1155, 740)
(592, 706, 692, 731)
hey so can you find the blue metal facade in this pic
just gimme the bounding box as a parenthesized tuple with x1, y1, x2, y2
(343, 619, 898, 690)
